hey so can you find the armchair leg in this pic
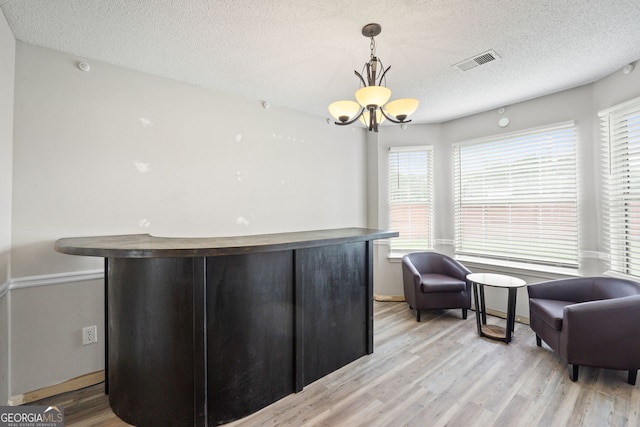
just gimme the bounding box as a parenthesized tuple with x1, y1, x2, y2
(569, 365, 579, 382)
(535, 335, 541, 347)
(628, 370, 637, 386)
(416, 310, 421, 322)
(462, 308, 468, 319)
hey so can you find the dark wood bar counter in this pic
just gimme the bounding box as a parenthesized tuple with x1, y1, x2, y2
(55, 228, 397, 426)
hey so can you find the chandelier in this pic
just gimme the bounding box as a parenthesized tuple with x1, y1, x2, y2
(328, 23, 419, 132)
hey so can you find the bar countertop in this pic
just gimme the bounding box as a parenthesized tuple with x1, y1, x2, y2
(54, 227, 398, 258)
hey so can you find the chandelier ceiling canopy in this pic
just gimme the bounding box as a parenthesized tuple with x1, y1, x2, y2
(328, 23, 419, 132)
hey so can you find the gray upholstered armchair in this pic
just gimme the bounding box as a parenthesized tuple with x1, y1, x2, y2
(528, 277, 640, 385)
(402, 252, 472, 322)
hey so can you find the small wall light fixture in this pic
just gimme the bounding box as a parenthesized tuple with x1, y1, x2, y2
(78, 61, 91, 72)
(623, 64, 635, 74)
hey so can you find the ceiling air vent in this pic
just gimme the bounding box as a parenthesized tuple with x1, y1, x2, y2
(453, 50, 501, 72)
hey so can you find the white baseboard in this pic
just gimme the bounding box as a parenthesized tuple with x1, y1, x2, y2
(374, 294, 405, 302)
(8, 370, 105, 406)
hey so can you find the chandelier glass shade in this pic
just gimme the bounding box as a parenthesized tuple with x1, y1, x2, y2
(355, 86, 391, 109)
(384, 98, 419, 121)
(328, 100, 360, 123)
(328, 23, 419, 132)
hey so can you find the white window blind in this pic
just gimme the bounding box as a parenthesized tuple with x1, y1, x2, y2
(600, 97, 640, 277)
(388, 146, 434, 252)
(453, 122, 578, 267)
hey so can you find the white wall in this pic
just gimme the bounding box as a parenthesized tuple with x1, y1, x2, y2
(11, 43, 367, 278)
(9, 279, 104, 396)
(372, 63, 640, 320)
(0, 7, 15, 406)
(7, 42, 367, 398)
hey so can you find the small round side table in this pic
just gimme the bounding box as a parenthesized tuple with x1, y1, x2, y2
(467, 272, 526, 343)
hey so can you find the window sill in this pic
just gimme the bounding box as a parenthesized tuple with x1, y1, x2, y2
(387, 250, 431, 263)
(387, 252, 580, 280)
(456, 255, 579, 279)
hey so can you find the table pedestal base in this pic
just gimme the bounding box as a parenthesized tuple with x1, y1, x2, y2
(480, 324, 509, 341)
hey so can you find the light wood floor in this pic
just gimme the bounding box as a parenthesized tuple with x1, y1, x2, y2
(33, 301, 640, 426)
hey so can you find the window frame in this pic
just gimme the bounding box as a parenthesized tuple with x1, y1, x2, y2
(600, 96, 640, 278)
(388, 145, 434, 255)
(453, 121, 579, 268)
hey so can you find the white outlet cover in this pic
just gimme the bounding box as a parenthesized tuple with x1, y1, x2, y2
(82, 325, 98, 345)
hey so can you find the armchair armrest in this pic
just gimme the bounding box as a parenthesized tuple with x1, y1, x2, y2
(402, 256, 422, 287)
(527, 277, 594, 302)
(441, 257, 471, 282)
(560, 295, 640, 368)
(402, 256, 423, 307)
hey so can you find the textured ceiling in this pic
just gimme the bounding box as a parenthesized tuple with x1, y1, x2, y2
(1, 0, 640, 124)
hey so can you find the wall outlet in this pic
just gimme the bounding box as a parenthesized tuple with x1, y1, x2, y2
(82, 325, 98, 345)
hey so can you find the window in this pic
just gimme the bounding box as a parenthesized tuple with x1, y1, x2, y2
(453, 122, 578, 267)
(600, 97, 640, 277)
(388, 146, 434, 252)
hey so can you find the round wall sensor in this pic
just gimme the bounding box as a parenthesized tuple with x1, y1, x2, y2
(262, 101, 270, 109)
(78, 62, 91, 72)
(623, 64, 635, 74)
(498, 117, 510, 127)
(497, 108, 506, 114)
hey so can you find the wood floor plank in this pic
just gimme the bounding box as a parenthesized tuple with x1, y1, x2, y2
(359, 382, 432, 427)
(30, 301, 640, 426)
